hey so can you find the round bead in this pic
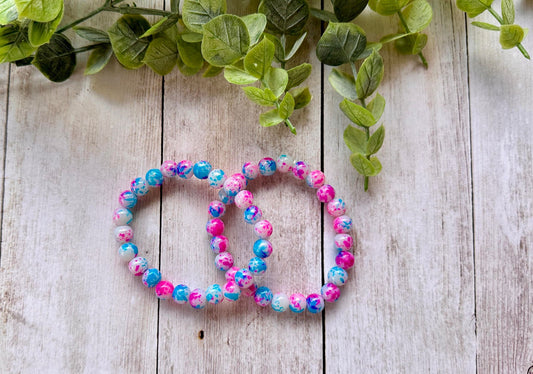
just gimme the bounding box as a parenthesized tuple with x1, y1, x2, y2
(218, 188, 235, 204)
(327, 266, 348, 286)
(289, 293, 307, 313)
(254, 286, 273, 307)
(119, 190, 137, 209)
(244, 205, 262, 224)
(276, 154, 293, 173)
(225, 266, 240, 282)
(253, 239, 273, 258)
(155, 280, 174, 299)
(321, 283, 340, 303)
(336, 251, 355, 270)
(271, 293, 290, 312)
(142, 268, 162, 288)
(306, 294, 325, 314)
(206, 218, 224, 236)
(177, 160, 193, 179)
(235, 190, 253, 209)
(208, 200, 226, 218)
(113, 208, 133, 226)
(258, 157, 276, 176)
(333, 215, 353, 234)
(145, 169, 164, 187)
(128, 257, 148, 276)
(327, 198, 346, 217)
(172, 284, 190, 304)
(305, 170, 326, 188)
(242, 162, 259, 180)
(317, 185, 335, 203)
(234, 268, 254, 288)
(193, 161, 212, 179)
(241, 283, 258, 297)
(118, 242, 138, 262)
(207, 169, 226, 188)
(189, 288, 207, 309)
(334, 234, 353, 251)
(232, 173, 248, 190)
(215, 252, 234, 271)
(114, 225, 133, 243)
(254, 220, 273, 239)
(292, 161, 310, 180)
(248, 257, 267, 275)
(206, 284, 224, 305)
(160, 160, 178, 177)
(223, 281, 241, 301)
(223, 176, 242, 197)
(210, 235, 228, 253)
(130, 177, 149, 196)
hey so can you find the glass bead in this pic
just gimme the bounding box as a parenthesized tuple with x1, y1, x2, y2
(193, 160, 212, 179)
(172, 284, 190, 304)
(235, 190, 253, 209)
(241, 283, 258, 297)
(334, 234, 353, 251)
(248, 257, 267, 275)
(276, 154, 293, 173)
(218, 188, 235, 204)
(208, 169, 226, 188)
(258, 157, 276, 176)
(145, 169, 164, 187)
(189, 288, 207, 309)
(206, 284, 224, 305)
(223, 281, 241, 301)
(231, 173, 248, 190)
(336, 251, 355, 270)
(130, 177, 149, 196)
(118, 242, 138, 262)
(215, 252, 234, 271)
(223, 176, 242, 197)
(160, 160, 178, 177)
(306, 294, 325, 314)
(333, 215, 352, 234)
(119, 190, 137, 209)
(210, 235, 228, 253)
(142, 268, 161, 288)
(321, 283, 340, 303)
(208, 200, 226, 218)
(244, 205, 262, 224)
(128, 257, 148, 276)
(115, 225, 133, 243)
(155, 280, 174, 299)
(271, 293, 290, 312)
(177, 160, 193, 179)
(235, 268, 254, 288)
(206, 218, 224, 236)
(305, 170, 326, 188)
(317, 185, 335, 203)
(327, 266, 348, 286)
(254, 220, 273, 239)
(242, 162, 259, 180)
(253, 239, 273, 258)
(225, 266, 240, 282)
(289, 293, 306, 313)
(327, 198, 346, 217)
(292, 161, 310, 180)
(254, 286, 273, 307)
(113, 208, 133, 226)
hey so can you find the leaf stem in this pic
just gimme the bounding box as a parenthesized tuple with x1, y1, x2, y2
(56, 5, 107, 33)
(72, 43, 109, 54)
(397, 11, 428, 68)
(487, 6, 530, 59)
(280, 34, 286, 69)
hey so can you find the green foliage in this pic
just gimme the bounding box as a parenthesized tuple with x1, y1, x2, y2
(456, 0, 493, 18)
(201, 14, 249, 66)
(108, 15, 151, 69)
(355, 50, 383, 99)
(182, 0, 226, 33)
(15, 0, 62, 22)
(32, 33, 75, 82)
(0, 22, 35, 63)
(329, 68, 357, 100)
(75, 26, 110, 43)
(499, 24, 526, 49)
(28, 2, 63, 46)
(369, 0, 409, 16)
(316, 22, 367, 66)
(286, 62, 311, 90)
(241, 13, 267, 46)
(143, 36, 178, 75)
(85, 44, 112, 75)
(258, 0, 309, 35)
(332, 0, 368, 22)
(0, 0, 18, 25)
(244, 37, 275, 79)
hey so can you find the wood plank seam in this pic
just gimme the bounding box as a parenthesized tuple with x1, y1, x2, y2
(0, 64, 11, 266)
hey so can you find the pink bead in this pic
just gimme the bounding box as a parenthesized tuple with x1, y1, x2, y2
(223, 176, 242, 197)
(210, 235, 229, 253)
(128, 257, 148, 276)
(334, 234, 354, 251)
(305, 170, 325, 188)
(241, 283, 258, 297)
(160, 160, 178, 177)
(317, 185, 335, 203)
(254, 220, 273, 239)
(292, 161, 310, 180)
(242, 162, 259, 180)
(225, 266, 240, 282)
(235, 190, 254, 209)
(206, 218, 224, 236)
(232, 173, 248, 190)
(333, 215, 353, 234)
(155, 280, 174, 299)
(321, 283, 340, 303)
(114, 225, 133, 243)
(327, 198, 346, 217)
(215, 252, 234, 271)
(336, 251, 355, 270)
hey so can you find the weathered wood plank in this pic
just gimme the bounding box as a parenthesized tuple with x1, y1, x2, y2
(0, 63, 8, 247)
(468, 3, 533, 372)
(323, 1, 476, 372)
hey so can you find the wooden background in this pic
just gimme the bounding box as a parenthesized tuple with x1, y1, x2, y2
(0, 0, 531, 372)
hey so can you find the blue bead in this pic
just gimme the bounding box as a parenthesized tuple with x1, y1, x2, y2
(258, 157, 277, 176)
(218, 189, 235, 204)
(145, 169, 164, 187)
(254, 286, 273, 307)
(206, 284, 224, 304)
(208, 169, 226, 188)
(193, 161, 212, 179)
(248, 256, 267, 275)
(131, 177, 149, 196)
(142, 268, 161, 288)
(253, 239, 273, 258)
(244, 205, 262, 224)
(118, 242, 138, 260)
(172, 284, 190, 304)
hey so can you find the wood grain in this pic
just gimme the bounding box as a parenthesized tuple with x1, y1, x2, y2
(0, 63, 8, 256)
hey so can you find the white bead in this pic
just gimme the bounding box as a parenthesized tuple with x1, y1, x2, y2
(276, 154, 293, 173)
(271, 293, 290, 312)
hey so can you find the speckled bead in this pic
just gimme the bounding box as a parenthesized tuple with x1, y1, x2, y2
(254, 220, 273, 239)
(172, 284, 190, 304)
(321, 283, 340, 303)
(145, 169, 164, 187)
(244, 205, 262, 224)
(235, 268, 254, 288)
(276, 154, 293, 173)
(254, 286, 273, 307)
(327, 198, 346, 217)
(128, 257, 148, 276)
(306, 294, 325, 314)
(327, 266, 348, 286)
(210, 235, 228, 253)
(189, 288, 207, 309)
(131, 177, 149, 196)
(118, 242, 138, 262)
(113, 208, 133, 226)
(155, 280, 174, 299)
(317, 185, 335, 203)
(292, 161, 310, 180)
(207, 169, 226, 188)
(193, 161, 212, 179)
(119, 190, 138, 209)
(289, 293, 307, 313)
(160, 160, 178, 177)
(253, 239, 273, 258)
(333, 215, 353, 234)
(208, 200, 226, 218)
(232, 173, 248, 190)
(235, 190, 253, 209)
(223, 281, 241, 301)
(271, 293, 290, 312)
(225, 266, 240, 282)
(258, 157, 276, 176)
(142, 268, 161, 288)
(177, 160, 194, 179)
(218, 189, 235, 204)
(223, 176, 242, 197)
(336, 251, 355, 270)
(242, 162, 259, 180)
(115, 225, 133, 243)
(306, 170, 325, 188)
(206, 284, 224, 304)
(334, 234, 353, 251)
(206, 218, 224, 236)
(248, 257, 267, 275)
(241, 283, 258, 297)
(215, 252, 234, 271)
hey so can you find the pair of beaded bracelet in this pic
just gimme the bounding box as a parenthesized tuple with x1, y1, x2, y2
(112, 155, 354, 314)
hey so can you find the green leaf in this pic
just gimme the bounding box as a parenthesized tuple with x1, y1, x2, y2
(285, 31, 307, 60)
(456, 0, 493, 18)
(203, 64, 223, 77)
(367, 93, 385, 120)
(74, 27, 110, 43)
(177, 37, 203, 68)
(181, 31, 203, 43)
(32, 33, 75, 82)
(309, 8, 338, 22)
(264, 33, 284, 62)
(316, 22, 367, 66)
(333, 0, 368, 22)
(395, 32, 427, 55)
(177, 55, 202, 75)
(108, 15, 151, 69)
(344, 125, 367, 154)
(286, 62, 311, 90)
(28, 1, 63, 47)
(263, 66, 288, 97)
(85, 44, 113, 75)
(279, 92, 295, 119)
(350, 153, 376, 176)
(140, 14, 180, 38)
(171, 0, 179, 13)
(380, 33, 409, 43)
(291, 86, 311, 109)
(260, 108, 284, 127)
(499, 24, 525, 49)
(356, 50, 384, 99)
(15, 0, 61, 22)
(242, 86, 277, 106)
(369, 157, 382, 174)
(143, 36, 178, 75)
(182, 0, 227, 33)
(367, 124, 385, 155)
(0, 23, 35, 63)
(244, 37, 275, 78)
(328, 68, 357, 100)
(339, 99, 376, 127)
(368, 0, 409, 16)
(0, 0, 18, 24)
(242, 13, 267, 46)
(258, 0, 309, 35)
(358, 42, 382, 59)
(501, 0, 514, 24)
(401, 0, 432, 33)
(201, 14, 250, 66)
(223, 65, 259, 84)
(471, 22, 499, 31)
